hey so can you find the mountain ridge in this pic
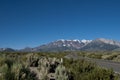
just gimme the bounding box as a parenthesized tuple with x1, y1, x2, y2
(1, 38, 120, 52)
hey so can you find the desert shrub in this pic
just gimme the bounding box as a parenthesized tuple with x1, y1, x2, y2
(0, 52, 119, 80)
(63, 58, 119, 80)
(86, 53, 102, 59)
(0, 55, 37, 80)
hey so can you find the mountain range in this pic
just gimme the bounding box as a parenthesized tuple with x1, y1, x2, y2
(1, 38, 120, 52)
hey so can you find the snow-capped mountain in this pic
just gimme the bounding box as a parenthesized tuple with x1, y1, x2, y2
(31, 39, 92, 52)
(1, 38, 120, 52)
(54, 39, 92, 47)
(31, 38, 120, 52)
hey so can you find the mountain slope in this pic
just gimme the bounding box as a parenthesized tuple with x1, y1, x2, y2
(80, 38, 120, 51)
(33, 38, 120, 52)
(0, 48, 15, 52)
(32, 39, 92, 52)
(1, 38, 120, 52)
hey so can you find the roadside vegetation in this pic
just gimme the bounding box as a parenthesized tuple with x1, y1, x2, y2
(0, 51, 120, 80)
(76, 51, 120, 62)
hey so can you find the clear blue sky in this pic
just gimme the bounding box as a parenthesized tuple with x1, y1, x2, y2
(0, 0, 120, 49)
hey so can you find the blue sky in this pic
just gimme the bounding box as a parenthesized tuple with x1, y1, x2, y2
(0, 0, 120, 49)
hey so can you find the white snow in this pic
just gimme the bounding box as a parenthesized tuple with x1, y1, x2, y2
(63, 44, 66, 46)
(81, 39, 92, 44)
(57, 39, 92, 45)
(73, 39, 79, 41)
(60, 39, 65, 42)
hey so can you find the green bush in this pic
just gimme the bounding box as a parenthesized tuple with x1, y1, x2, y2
(0, 52, 119, 80)
(63, 58, 118, 80)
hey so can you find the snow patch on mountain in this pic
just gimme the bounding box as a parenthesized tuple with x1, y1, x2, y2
(81, 39, 92, 44)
